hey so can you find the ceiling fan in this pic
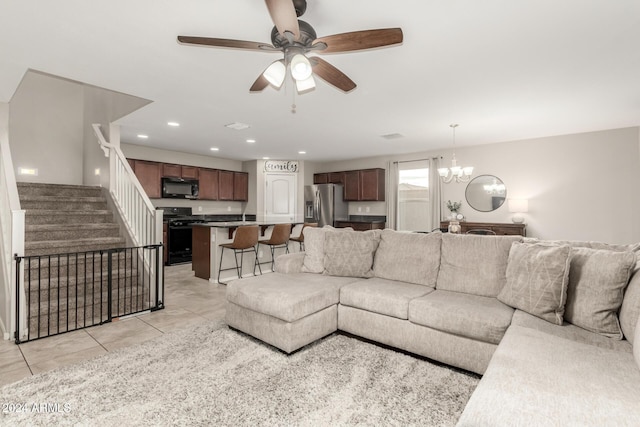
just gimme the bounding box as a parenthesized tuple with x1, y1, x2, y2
(177, 0, 403, 94)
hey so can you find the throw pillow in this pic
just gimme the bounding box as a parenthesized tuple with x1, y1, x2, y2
(498, 242, 572, 325)
(634, 314, 640, 371)
(564, 247, 635, 339)
(301, 227, 328, 273)
(373, 230, 441, 287)
(323, 230, 376, 278)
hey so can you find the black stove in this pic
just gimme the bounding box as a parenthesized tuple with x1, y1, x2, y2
(162, 208, 203, 265)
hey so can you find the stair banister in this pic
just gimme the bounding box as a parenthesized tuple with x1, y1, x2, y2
(0, 121, 26, 340)
(92, 124, 163, 306)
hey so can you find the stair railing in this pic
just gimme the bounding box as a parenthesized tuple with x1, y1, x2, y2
(92, 124, 163, 305)
(0, 124, 25, 340)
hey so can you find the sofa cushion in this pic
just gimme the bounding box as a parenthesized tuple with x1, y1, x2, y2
(372, 230, 441, 287)
(437, 233, 522, 297)
(409, 290, 514, 344)
(621, 269, 640, 344)
(340, 278, 434, 320)
(635, 314, 640, 370)
(511, 310, 632, 353)
(226, 273, 362, 323)
(564, 247, 635, 339)
(323, 230, 378, 278)
(457, 325, 640, 427)
(498, 242, 571, 325)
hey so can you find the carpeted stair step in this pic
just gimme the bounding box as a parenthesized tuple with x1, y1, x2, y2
(25, 223, 121, 241)
(24, 267, 141, 299)
(20, 195, 108, 211)
(22, 250, 139, 280)
(25, 210, 115, 225)
(17, 182, 103, 198)
(25, 237, 127, 257)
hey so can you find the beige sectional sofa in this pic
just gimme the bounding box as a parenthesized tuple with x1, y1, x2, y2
(225, 227, 640, 425)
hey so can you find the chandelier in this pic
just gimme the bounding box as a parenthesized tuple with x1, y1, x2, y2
(484, 179, 506, 195)
(438, 124, 473, 184)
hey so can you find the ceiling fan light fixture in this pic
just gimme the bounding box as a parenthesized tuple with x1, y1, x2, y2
(295, 74, 316, 93)
(263, 60, 286, 88)
(290, 53, 312, 81)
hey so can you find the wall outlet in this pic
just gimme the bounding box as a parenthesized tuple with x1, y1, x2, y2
(366, 206, 370, 213)
(358, 206, 362, 212)
(197, 206, 203, 212)
(227, 206, 231, 212)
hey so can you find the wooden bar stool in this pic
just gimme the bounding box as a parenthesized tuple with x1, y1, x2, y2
(218, 225, 261, 284)
(289, 222, 318, 251)
(259, 223, 291, 271)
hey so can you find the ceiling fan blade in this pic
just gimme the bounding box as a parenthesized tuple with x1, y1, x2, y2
(313, 28, 403, 53)
(310, 57, 356, 92)
(250, 74, 270, 92)
(177, 36, 275, 51)
(265, 0, 300, 41)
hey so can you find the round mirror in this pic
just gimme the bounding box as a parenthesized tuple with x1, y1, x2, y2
(465, 175, 507, 212)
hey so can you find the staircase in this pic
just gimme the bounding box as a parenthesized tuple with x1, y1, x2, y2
(16, 183, 154, 341)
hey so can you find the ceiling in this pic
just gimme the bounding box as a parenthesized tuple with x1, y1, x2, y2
(1, 0, 639, 162)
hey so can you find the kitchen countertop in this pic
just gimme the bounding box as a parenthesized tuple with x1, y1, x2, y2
(194, 221, 301, 228)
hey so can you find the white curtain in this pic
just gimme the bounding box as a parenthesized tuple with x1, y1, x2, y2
(386, 161, 399, 230)
(428, 157, 442, 231)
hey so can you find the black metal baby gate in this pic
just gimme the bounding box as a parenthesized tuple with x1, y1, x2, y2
(14, 244, 164, 344)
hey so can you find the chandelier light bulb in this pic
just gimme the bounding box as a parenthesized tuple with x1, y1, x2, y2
(263, 60, 286, 88)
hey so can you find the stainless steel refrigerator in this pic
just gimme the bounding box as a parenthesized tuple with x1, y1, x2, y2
(304, 184, 349, 227)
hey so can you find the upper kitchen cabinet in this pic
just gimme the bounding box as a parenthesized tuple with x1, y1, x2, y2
(198, 168, 219, 200)
(343, 170, 361, 201)
(132, 160, 161, 198)
(218, 170, 235, 201)
(233, 172, 248, 201)
(314, 168, 385, 201)
(359, 168, 385, 201)
(162, 163, 199, 179)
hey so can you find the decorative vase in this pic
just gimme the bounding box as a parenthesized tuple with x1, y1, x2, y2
(448, 220, 461, 234)
(450, 211, 458, 220)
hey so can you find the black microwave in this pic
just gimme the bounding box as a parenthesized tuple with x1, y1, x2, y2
(161, 177, 199, 199)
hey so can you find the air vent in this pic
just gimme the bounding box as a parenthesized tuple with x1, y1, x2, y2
(380, 133, 404, 140)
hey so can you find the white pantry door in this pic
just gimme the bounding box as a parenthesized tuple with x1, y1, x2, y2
(265, 173, 297, 222)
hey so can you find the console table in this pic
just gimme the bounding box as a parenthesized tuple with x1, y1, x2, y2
(439, 221, 526, 236)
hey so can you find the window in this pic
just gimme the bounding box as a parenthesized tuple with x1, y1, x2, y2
(397, 163, 430, 232)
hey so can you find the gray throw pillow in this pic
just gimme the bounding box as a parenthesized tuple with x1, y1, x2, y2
(301, 227, 327, 273)
(498, 242, 572, 325)
(564, 247, 635, 339)
(634, 315, 640, 370)
(323, 231, 376, 278)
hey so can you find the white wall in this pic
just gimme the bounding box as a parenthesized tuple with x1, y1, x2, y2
(9, 71, 84, 185)
(314, 127, 640, 244)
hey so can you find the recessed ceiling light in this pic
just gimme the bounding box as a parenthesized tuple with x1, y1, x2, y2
(298, 151, 306, 154)
(246, 139, 256, 143)
(225, 122, 251, 131)
(137, 134, 149, 139)
(167, 121, 180, 127)
(262, 157, 270, 160)
(210, 147, 219, 151)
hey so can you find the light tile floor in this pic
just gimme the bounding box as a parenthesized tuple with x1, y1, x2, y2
(0, 263, 227, 387)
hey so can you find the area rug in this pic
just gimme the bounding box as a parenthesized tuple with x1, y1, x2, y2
(0, 321, 479, 426)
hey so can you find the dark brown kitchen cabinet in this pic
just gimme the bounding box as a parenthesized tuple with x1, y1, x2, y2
(162, 163, 182, 178)
(218, 170, 235, 201)
(181, 166, 199, 179)
(133, 160, 161, 199)
(314, 173, 328, 184)
(233, 172, 248, 201)
(198, 168, 219, 200)
(343, 170, 361, 201)
(328, 172, 346, 185)
(359, 168, 385, 201)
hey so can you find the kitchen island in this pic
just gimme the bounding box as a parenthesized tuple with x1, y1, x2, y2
(192, 222, 302, 283)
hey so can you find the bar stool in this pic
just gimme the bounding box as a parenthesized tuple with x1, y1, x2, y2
(259, 223, 291, 271)
(218, 225, 261, 284)
(289, 222, 318, 251)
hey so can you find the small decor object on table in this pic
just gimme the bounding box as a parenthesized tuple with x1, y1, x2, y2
(446, 200, 462, 220)
(448, 220, 462, 234)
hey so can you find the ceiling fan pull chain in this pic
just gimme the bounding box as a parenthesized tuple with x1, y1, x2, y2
(291, 86, 297, 114)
